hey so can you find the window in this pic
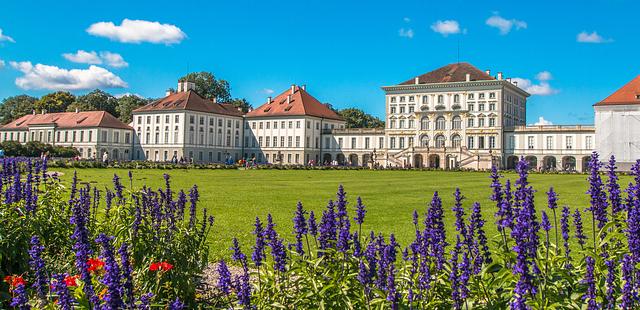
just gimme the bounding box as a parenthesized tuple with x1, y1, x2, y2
(468, 104, 474, 111)
(266, 122, 270, 129)
(546, 136, 553, 150)
(489, 103, 495, 111)
(452, 116, 462, 130)
(528, 136, 534, 149)
(390, 97, 396, 103)
(435, 135, 445, 148)
(390, 106, 396, 114)
(252, 122, 256, 129)
(390, 137, 396, 149)
(408, 119, 414, 128)
(435, 117, 446, 130)
(281, 136, 285, 147)
(452, 135, 461, 148)
(147, 116, 151, 123)
(287, 154, 292, 163)
(468, 136, 474, 149)
(400, 96, 406, 102)
(509, 136, 515, 149)
(351, 137, 357, 148)
(389, 119, 396, 129)
(489, 136, 496, 149)
(422, 96, 428, 104)
(489, 118, 496, 127)
(399, 137, 405, 149)
(296, 121, 300, 128)
(478, 136, 485, 149)
(399, 119, 405, 129)
(379, 137, 384, 149)
(400, 106, 405, 114)
(114, 132, 120, 143)
(89, 131, 93, 142)
(489, 92, 496, 99)
(453, 94, 460, 103)
(479, 104, 485, 111)
(437, 95, 444, 104)
(468, 93, 474, 100)
(365, 137, 370, 149)
(295, 136, 300, 147)
(288, 121, 293, 129)
(266, 136, 271, 147)
(586, 136, 593, 149)
(137, 116, 142, 124)
(409, 96, 414, 102)
(259, 122, 263, 129)
(288, 136, 293, 147)
(566, 136, 573, 149)
(189, 116, 194, 124)
(307, 121, 310, 129)
(166, 115, 170, 123)
(421, 117, 429, 130)
(259, 137, 263, 146)
(467, 118, 474, 127)
(478, 118, 485, 127)
(274, 121, 278, 129)
(272, 136, 278, 147)
(479, 93, 485, 99)
(409, 106, 414, 113)
(175, 115, 180, 123)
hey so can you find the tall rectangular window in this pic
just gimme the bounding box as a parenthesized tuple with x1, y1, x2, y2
(351, 137, 357, 149)
(566, 136, 573, 149)
(585, 136, 593, 149)
(467, 136, 474, 149)
(546, 136, 553, 150)
(528, 136, 534, 149)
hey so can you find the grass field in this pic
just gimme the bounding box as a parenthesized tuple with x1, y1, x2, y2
(52, 168, 629, 260)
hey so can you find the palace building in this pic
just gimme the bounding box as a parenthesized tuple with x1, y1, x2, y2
(1, 62, 637, 172)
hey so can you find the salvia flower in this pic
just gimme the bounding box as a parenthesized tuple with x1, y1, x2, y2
(561, 206, 572, 267)
(293, 201, 307, 255)
(96, 234, 124, 309)
(252, 217, 266, 267)
(605, 259, 616, 309)
(541, 211, 551, 232)
(354, 196, 366, 225)
(217, 260, 232, 295)
(51, 273, 76, 310)
(119, 243, 134, 306)
(621, 255, 635, 309)
(10, 283, 30, 310)
(582, 256, 598, 310)
(169, 298, 185, 310)
(308, 211, 318, 237)
(606, 155, 623, 216)
(574, 208, 587, 249)
(28, 235, 48, 299)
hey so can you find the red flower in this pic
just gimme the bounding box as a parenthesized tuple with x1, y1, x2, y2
(3, 275, 26, 288)
(87, 258, 105, 272)
(64, 275, 79, 287)
(149, 261, 174, 271)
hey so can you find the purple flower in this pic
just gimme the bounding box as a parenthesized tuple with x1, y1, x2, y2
(605, 259, 616, 309)
(337, 217, 351, 253)
(452, 188, 468, 242)
(469, 202, 491, 271)
(582, 256, 598, 310)
(70, 188, 99, 306)
(235, 272, 251, 307)
(412, 209, 419, 227)
(10, 283, 30, 310)
(425, 191, 447, 269)
(606, 156, 623, 216)
(560, 206, 572, 268)
(119, 243, 134, 306)
(169, 298, 185, 310)
(574, 208, 587, 249)
(112, 173, 124, 201)
(587, 152, 609, 232)
(293, 201, 307, 255)
(96, 234, 124, 309)
(269, 237, 288, 273)
(230, 237, 247, 264)
(137, 293, 153, 310)
(541, 211, 551, 232)
(318, 200, 337, 252)
(28, 235, 48, 299)
(308, 211, 318, 237)
(188, 185, 199, 228)
(251, 217, 266, 267)
(217, 260, 232, 295)
(51, 273, 76, 310)
(449, 236, 462, 309)
(386, 264, 399, 309)
(621, 255, 635, 309)
(335, 185, 348, 224)
(354, 196, 366, 225)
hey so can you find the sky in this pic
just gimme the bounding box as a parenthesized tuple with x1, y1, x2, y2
(0, 0, 638, 125)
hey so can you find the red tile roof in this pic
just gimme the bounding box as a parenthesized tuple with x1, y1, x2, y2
(133, 90, 244, 117)
(399, 62, 495, 85)
(595, 74, 640, 106)
(246, 86, 343, 121)
(2, 111, 132, 130)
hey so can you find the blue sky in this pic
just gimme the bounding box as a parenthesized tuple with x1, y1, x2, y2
(0, 0, 638, 125)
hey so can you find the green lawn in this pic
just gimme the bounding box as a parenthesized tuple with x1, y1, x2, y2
(52, 168, 628, 260)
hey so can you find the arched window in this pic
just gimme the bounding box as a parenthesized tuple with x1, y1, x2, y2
(421, 117, 429, 130)
(420, 135, 429, 147)
(452, 116, 462, 130)
(454, 94, 460, 103)
(451, 134, 461, 148)
(435, 135, 446, 148)
(435, 116, 446, 130)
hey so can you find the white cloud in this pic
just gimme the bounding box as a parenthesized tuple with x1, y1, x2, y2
(99, 51, 128, 68)
(399, 28, 414, 39)
(114, 92, 143, 98)
(262, 88, 275, 95)
(9, 61, 127, 91)
(512, 71, 559, 96)
(0, 28, 15, 43)
(403, 17, 411, 23)
(87, 19, 186, 44)
(0, 59, 5, 68)
(485, 14, 527, 35)
(63, 50, 102, 64)
(577, 31, 612, 43)
(532, 116, 553, 126)
(430, 20, 461, 36)
(62, 50, 128, 68)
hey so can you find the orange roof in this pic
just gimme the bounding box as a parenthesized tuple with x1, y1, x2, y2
(399, 62, 495, 85)
(133, 90, 244, 117)
(246, 86, 343, 121)
(595, 74, 640, 106)
(2, 111, 132, 130)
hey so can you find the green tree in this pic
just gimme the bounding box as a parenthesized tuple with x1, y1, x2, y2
(35, 91, 76, 113)
(68, 89, 118, 116)
(179, 72, 232, 102)
(337, 108, 385, 128)
(228, 98, 252, 113)
(0, 141, 24, 156)
(0, 95, 37, 124)
(116, 95, 149, 123)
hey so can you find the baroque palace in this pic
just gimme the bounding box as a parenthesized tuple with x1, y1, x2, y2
(1, 63, 639, 172)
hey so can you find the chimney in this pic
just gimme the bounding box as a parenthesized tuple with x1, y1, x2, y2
(212, 97, 217, 104)
(465, 73, 471, 82)
(513, 81, 518, 86)
(75, 108, 79, 113)
(41, 109, 46, 115)
(287, 94, 291, 104)
(267, 96, 272, 104)
(414, 77, 420, 85)
(301, 85, 306, 91)
(165, 89, 173, 97)
(497, 72, 503, 80)
(177, 80, 195, 93)
(507, 77, 511, 83)
(485, 69, 491, 76)
(32, 110, 36, 115)
(291, 84, 296, 94)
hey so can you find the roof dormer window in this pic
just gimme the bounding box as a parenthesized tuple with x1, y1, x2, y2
(636, 94, 640, 100)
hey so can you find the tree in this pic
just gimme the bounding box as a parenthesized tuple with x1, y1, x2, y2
(0, 141, 24, 156)
(337, 108, 385, 128)
(35, 91, 76, 113)
(0, 95, 37, 124)
(116, 95, 149, 123)
(179, 72, 232, 102)
(228, 98, 253, 113)
(68, 89, 118, 116)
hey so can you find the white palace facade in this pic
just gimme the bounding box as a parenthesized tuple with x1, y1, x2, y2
(2, 62, 638, 172)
